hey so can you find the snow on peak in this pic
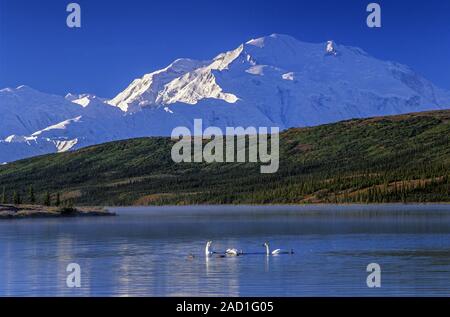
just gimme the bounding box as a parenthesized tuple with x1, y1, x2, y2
(210, 44, 244, 71)
(55, 139, 79, 152)
(110, 50, 243, 111)
(326, 40, 337, 56)
(246, 37, 265, 48)
(245, 33, 299, 48)
(12, 85, 43, 95)
(155, 68, 239, 105)
(72, 96, 92, 107)
(168, 58, 204, 73)
(0, 85, 38, 95)
(0, 86, 85, 139)
(282, 72, 295, 81)
(16, 84, 32, 90)
(65, 93, 78, 101)
(4, 135, 28, 143)
(109, 58, 208, 112)
(65, 94, 109, 108)
(31, 116, 83, 138)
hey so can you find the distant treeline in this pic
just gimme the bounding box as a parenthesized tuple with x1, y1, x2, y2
(1, 185, 65, 207)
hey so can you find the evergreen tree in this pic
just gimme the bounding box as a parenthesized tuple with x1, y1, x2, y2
(29, 185, 36, 205)
(44, 191, 51, 207)
(13, 191, 21, 205)
(1, 186, 5, 204)
(56, 193, 61, 207)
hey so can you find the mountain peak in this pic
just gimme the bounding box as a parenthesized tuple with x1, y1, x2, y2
(65, 93, 78, 101)
(65, 93, 108, 108)
(17, 84, 32, 90)
(246, 33, 299, 47)
(0, 85, 37, 94)
(14, 85, 44, 95)
(167, 58, 206, 72)
(109, 58, 207, 112)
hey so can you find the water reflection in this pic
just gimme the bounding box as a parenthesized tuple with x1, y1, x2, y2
(0, 205, 450, 296)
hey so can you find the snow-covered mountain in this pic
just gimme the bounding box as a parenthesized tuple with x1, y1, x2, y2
(1, 34, 449, 163)
(108, 34, 450, 126)
(0, 85, 84, 139)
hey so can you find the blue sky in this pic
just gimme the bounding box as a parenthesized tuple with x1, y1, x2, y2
(1, 0, 449, 97)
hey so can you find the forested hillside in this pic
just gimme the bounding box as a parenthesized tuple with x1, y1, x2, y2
(0, 110, 449, 206)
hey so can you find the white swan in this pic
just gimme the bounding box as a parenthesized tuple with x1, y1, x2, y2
(205, 241, 214, 256)
(225, 248, 243, 256)
(263, 242, 294, 256)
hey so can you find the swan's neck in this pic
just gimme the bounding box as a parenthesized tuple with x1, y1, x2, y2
(205, 244, 210, 255)
(265, 244, 270, 255)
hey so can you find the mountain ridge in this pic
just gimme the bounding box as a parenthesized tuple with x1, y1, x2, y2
(1, 34, 449, 163)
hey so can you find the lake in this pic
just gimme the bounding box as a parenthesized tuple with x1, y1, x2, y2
(1, 204, 450, 297)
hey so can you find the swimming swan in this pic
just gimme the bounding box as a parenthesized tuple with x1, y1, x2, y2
(263, 242, 294, 256)
(225, 248, 243, 256)
(205, 241, 214, 256)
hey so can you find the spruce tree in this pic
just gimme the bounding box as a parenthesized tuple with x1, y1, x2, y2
(13, 191, 21, 205)
(44, 191, 51, 207)
(29, 185, 36, 205)
(56, 193, 61, 207)
(1, 186, 5, 204)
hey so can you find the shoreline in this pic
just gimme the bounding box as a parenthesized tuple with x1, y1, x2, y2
(109, 203, 450, 217)
(2, 203, 449, 219)
(108, 202, 450, 210)
(0, 204, 115, 219)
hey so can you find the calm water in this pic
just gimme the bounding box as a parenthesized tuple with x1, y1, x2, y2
(1, 205, 450, 297)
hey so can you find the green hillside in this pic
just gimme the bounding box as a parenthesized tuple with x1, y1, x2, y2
(0, 110, 449, 206)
